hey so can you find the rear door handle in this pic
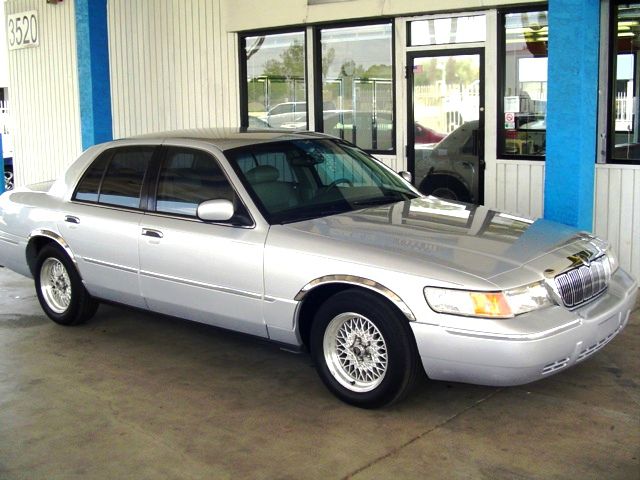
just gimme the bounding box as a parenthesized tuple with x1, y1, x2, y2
(141, 228, 163, 239)
(64, 215, 80, 224)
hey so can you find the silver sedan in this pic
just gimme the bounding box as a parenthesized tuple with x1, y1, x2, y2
(0, 130, 637, 408)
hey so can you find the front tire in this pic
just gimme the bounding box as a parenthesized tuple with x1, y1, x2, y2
(310, 289, 420, 408)
(35, 245, 98, 325)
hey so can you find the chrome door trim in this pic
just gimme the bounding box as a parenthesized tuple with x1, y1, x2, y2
(294, 274, 416, 321)
(83, 257, 139, 274)
(139, 269, 263, 300)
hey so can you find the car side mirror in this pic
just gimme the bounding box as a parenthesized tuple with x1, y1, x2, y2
(197, 199, 234, 222)
(399, 171, 412, 183)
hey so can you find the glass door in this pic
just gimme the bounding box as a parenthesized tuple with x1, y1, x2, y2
(407, 49, 484, 204)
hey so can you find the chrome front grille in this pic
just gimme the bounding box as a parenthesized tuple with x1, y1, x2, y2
(554, 255, 611, 309)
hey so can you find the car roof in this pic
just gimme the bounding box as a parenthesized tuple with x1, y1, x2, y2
(130, 128, 330, 151)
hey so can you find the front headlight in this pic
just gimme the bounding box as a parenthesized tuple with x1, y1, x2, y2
(424, 281, 552, 319)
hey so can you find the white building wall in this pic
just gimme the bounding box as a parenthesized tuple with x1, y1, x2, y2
(108, 0, 239, 138)
(594, 164, 640, 278)
(5, 0, 81, 186)
(0, 1, 9, 88)
(492, 160, 545, 219)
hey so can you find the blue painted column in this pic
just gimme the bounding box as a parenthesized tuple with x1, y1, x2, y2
(544, 0, 600, 231)
(75, 0, 112, 150)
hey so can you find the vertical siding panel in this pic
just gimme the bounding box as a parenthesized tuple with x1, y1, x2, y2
(496, 163, 505, 210)
(529, 164, 544, 218)
(516, 164, 530, 215)
(213, 0, 224, 126)
(138, 1, 149, 133)
(6, 0, 81, 186)
(504, 164, 518, 213)
(160, 2, 171, 129)
(135, 0, 145, 134)
(108, 0, 241, 133)
(494, 160, 544, 219)
(151, 3, 159, 132)
(200, 0, 211, 124)
(607, 168, 622, 258)
(227, 32, 240, 127)
(207, 2, 218, 125)
(171, 1, 180, 130)
(177, 1, 186, 127)
(184, 0, 202, 127)
(632, 170, 640, 278)
(193, 0, 203, 126)
(594, 167, 609, 236)
(220, 6, 232, 126)
(125, 2, 135, 136)
(618, 170, 634, 271)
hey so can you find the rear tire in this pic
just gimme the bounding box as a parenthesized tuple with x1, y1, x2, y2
(310, 289, 420, 408)
(34, 245, 98, 325)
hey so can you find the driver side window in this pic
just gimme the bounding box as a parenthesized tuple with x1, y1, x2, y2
(155, 148, 249, 224)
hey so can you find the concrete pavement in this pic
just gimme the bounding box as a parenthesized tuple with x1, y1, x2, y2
(0, 267, 638, 479)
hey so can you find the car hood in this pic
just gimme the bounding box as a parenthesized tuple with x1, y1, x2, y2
(280, 196, 598, 285)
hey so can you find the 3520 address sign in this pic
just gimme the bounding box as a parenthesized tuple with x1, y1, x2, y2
(7, 11, 39, 51)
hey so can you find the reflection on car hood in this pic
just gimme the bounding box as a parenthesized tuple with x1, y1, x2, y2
(282, 196, 588, 281)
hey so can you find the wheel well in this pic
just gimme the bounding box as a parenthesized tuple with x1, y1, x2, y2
(26, 236, 59, 276)
(296, 283, 410, 349)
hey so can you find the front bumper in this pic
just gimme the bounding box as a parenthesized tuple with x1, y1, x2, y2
(410, 268, 638, 386)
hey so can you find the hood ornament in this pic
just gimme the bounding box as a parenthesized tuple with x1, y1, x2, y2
(568, 250, 594, 268)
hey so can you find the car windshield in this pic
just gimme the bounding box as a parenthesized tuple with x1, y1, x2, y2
(225, 139, 419, 224)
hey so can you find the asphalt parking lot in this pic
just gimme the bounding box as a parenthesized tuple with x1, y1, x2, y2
(0, 266, 638, 480)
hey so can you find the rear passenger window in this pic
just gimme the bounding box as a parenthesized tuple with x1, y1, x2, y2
(74, 152, 110, 202)
(155, 148, 248, 222)
(98, 149, 153, 208)
(73, 147, 154, 208)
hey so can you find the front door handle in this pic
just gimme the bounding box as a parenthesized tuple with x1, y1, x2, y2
(141, 228, 163, 239)
(64, 215, 80, 224)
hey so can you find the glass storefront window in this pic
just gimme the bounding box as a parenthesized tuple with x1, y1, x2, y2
(243, 31, 306, 129)
(319, 23, 394, 152)
(609, 3, 640, 162)
(409, 15, 486, 46)
(500, 10, 548, 158)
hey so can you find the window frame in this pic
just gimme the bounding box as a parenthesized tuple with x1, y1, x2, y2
(496, 5, 549, 161)
(72, 146, 159, 211)
(239, 27, 309, 131)
(313, 19, 396, 155)
(605, 0, 640, 165)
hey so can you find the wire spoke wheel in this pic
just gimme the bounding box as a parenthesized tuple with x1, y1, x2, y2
(39, 257, 72, 314)
(323, 312, 388, 393)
